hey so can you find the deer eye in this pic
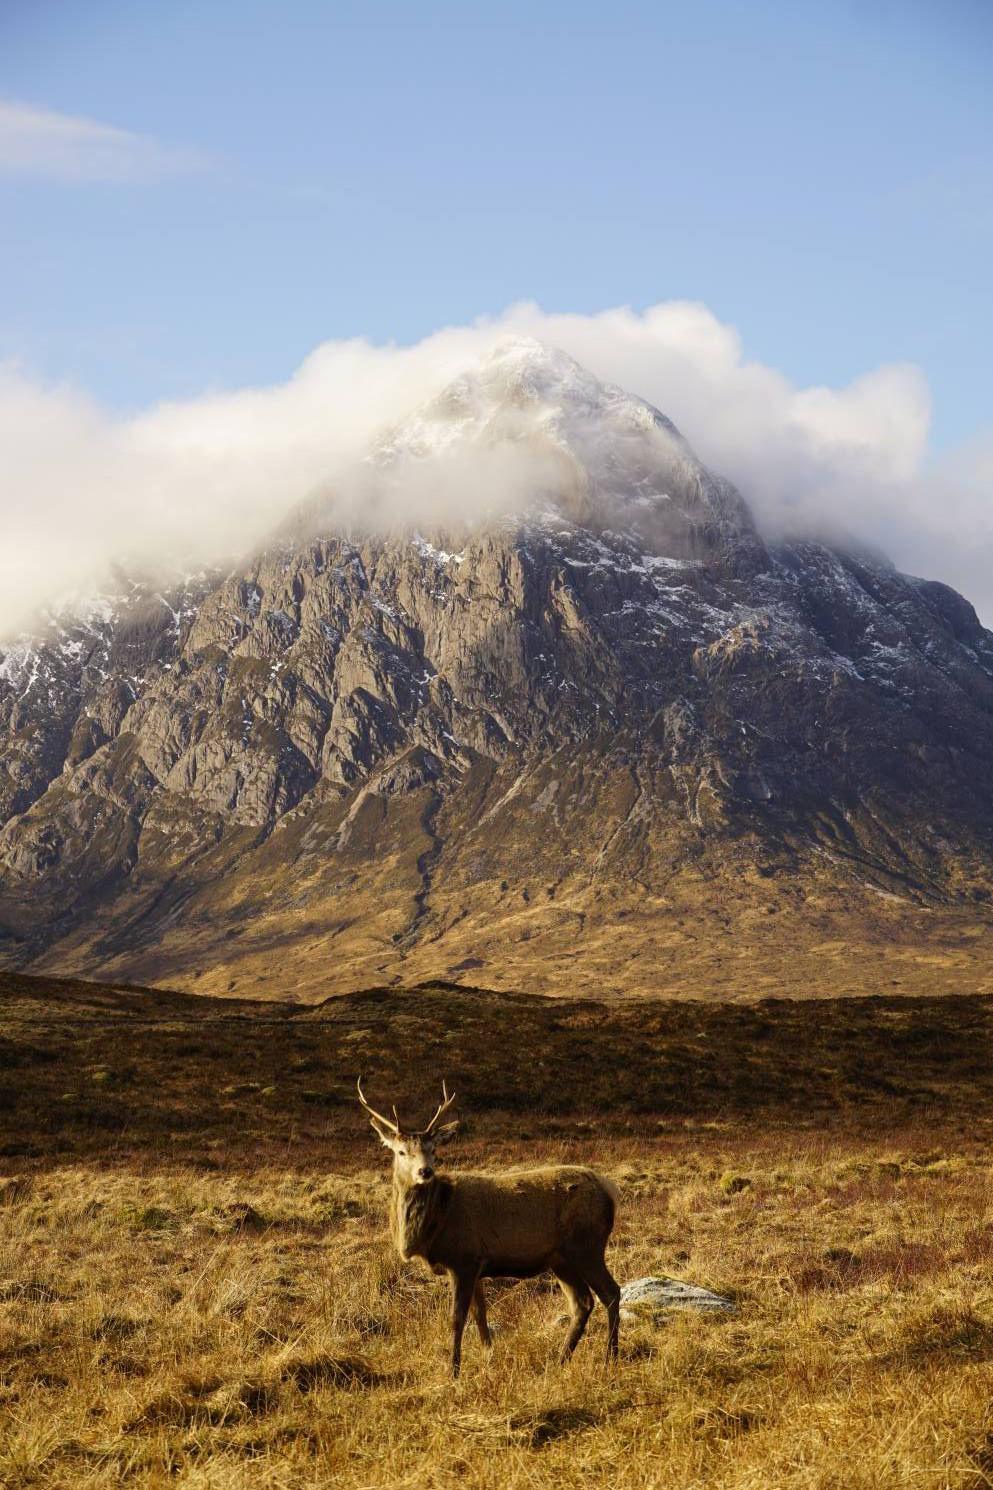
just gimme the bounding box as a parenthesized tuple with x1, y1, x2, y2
(398, 1149, 407, 1156)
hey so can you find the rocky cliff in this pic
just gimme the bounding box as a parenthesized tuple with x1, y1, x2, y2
(2, 339, 992, 1000)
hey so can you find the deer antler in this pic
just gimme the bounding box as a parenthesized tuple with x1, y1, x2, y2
(423, 1079, 457, 1134)
(356, 1076, 400, 1134)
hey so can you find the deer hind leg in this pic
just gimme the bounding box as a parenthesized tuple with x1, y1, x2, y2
(584, 1256, 621, 1361)
(555, 1268, 594, 1363)
(472, 1282, 492, 1347)
(449, 1268, 479, 1379)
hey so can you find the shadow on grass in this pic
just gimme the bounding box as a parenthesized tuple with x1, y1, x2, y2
(2, 970, 993, 1169)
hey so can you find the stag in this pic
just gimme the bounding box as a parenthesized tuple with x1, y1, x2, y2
(357, 1077, 620, 1376)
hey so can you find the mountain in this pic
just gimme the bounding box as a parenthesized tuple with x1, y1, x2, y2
(2, 337, 993, 1001)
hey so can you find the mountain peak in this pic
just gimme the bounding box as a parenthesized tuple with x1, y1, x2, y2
(377, 337, 663, 455)
(435, 335, 663, 426)
(474, 334, 601, 397)
(369, 339, 760, 561)
(2, 330, 993, 999)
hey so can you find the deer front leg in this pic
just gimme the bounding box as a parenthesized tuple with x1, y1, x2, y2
(472, 1281, 492, 1347)
(449, 1267, 479, 1378)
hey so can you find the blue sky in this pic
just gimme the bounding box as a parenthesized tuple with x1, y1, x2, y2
(1, 0, 991, 451)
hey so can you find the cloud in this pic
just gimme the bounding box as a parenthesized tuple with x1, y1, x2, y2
(0, 99, 206, 182)
(0, 301, 990, 638)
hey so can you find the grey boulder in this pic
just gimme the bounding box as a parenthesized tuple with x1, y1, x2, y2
(619, 1276, 735, 1320)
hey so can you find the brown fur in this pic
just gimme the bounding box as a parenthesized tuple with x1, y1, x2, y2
(358, 1079, 621, 1376)
(391, 1163, 620, 1375)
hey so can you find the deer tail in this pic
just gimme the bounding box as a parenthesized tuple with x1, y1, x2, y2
(597, 1174, 620, 1226)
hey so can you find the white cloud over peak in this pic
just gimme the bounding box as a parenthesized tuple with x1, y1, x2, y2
(0, 99, 206, 182)
(0, 299, 990, 636)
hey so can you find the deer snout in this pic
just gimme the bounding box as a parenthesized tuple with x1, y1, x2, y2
(418, 1166, 435, 1181)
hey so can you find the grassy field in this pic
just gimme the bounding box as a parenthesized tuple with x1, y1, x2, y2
(2, 973, 993, 1488)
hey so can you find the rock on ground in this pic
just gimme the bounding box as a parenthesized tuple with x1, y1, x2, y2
(619, 1275, 735, 1320)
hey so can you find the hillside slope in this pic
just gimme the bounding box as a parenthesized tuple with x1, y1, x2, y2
(2, 340, 992, 999)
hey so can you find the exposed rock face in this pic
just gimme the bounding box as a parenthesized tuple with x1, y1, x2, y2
(2, 339, 992, 1000)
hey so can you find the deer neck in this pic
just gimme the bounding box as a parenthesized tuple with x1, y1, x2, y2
(392, 1173, 450, 1262)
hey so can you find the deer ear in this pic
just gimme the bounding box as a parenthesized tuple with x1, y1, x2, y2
(368, 1117, 398, 1148)
(433, 1119, 459, 1142)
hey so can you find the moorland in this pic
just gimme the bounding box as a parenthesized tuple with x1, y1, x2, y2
(1, 971, 993, 1488)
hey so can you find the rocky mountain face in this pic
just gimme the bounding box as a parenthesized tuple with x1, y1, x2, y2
(2, 339, 993, 1001)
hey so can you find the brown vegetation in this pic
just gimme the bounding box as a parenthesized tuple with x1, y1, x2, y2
(1, 972, 993, 1486)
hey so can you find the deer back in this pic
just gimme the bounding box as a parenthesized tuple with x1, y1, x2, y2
(427, 1165, 615, 1271)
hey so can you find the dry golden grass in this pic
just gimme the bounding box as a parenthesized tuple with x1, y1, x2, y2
(2, 973, 993, 1487)
(2, 1138, 993, 1488)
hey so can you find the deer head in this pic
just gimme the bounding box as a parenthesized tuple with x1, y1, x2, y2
(357, 1077, 459, 1186)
